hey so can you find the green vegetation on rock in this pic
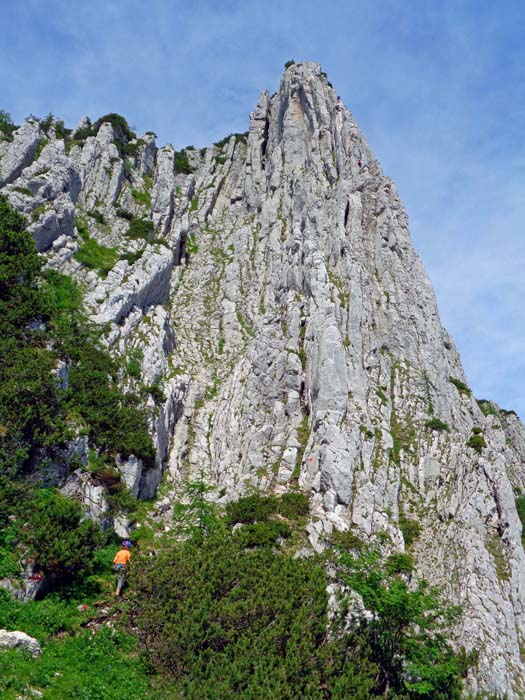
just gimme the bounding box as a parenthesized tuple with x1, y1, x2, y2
(425, 417, 450, 432)
(131, 188, 151, 208)
(127, 217, 153, 240)
(449, 376, 471, 396)
(74, 217, 118, 275)
(125, 484, 468, 700)
(0, 196, 154, 476)
(467, 430, 487, 454)
(0, 108, 17, 141)
(173, 149, 193, 174)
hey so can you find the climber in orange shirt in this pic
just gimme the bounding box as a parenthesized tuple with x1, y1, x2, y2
(113, 540, 131, 596)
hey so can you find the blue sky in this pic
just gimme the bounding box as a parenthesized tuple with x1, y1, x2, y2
(2, 0, 524, 418)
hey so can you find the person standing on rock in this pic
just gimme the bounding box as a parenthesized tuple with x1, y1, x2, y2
(113, 540, 131, 596)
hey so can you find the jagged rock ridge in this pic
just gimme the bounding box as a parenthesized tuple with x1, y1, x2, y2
(2, 62, 525, 697)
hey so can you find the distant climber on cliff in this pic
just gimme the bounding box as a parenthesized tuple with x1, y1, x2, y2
(357, 158, 362, 168)
(113, 540, 131, 596)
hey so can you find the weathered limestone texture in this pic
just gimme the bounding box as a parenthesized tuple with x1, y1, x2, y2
(2, 63, 525, 697)
(0, 630, 41, 657)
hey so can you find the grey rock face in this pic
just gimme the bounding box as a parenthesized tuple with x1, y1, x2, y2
(0, 629, 41, 656)
(161, 62, 525, 697)
(115, 455, 143, 498)
(138, 133, 157, 177)
(2, 62, 525, 697)
(84, 244, 174, 325)
(60, 470, 110, 527)
(151, 146, 175, 237)
(76, 123, 124, 210)
(5, 140, 81, 251)
(0, 119, 41, 186)
(0, 572, 45, 604)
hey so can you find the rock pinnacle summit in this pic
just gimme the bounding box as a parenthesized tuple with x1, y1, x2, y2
(2, 62, 525, 696)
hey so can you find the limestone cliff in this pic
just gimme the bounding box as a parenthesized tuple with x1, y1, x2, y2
(2, 62, 525, 697)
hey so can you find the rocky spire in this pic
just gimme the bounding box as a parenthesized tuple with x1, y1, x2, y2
(2, 62, 525, 696)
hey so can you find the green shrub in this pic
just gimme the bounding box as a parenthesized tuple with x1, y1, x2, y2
(129, 523, 467, 699)
(75, 215, 89, 237)
(171, 480, 222, 541)
(467, 433, 486, 454)
(225, 493, 278, 525)
(0, 624, 176, 700)
(74, 113, 138, 161)
(449, 376, 471, 396)
(0, 589, 79, 639)
(234, 519, 292, 548)
(129, 532, 332, 697)
(185, 233, 198, 255)
(40, 112, 54, 133)
(0, 547, 20, 578)
(54, 119, 68, 140)
(332, 528, 366, 551)
(116, 207, 133, 220)
(144, 382, 165, 404)
(425, 417, 450, 431)
(122, 139, 145, 158)
(284, 59, 295, 69)
(126, 348, 143, 378)
(0, 109, 16, 141)
(0, 480, 104, 585)
(234, 131, 249, 144)
(42, 271, 84, 335)
(131, 188, 151, 207)
(74, 234, 119, 276)
(120, 249, 143, 265)
(173, 150, 193, 174)
(0, 196, 154, 475)
(94, 113, 136, 144)
(385, 551, 414, 575)
(0, 197, 64, 473)
(127, 217, 153, 240)
(336, 546, 464, 699)
(213, 132, 248, 150)
(398, 513, 422, 547)
(22, 488, 103, 582)
(477, 399, 499, 417)
(472, 426, 483, 434)
(67, 348, 155, 465)
(278, 492, 310, 518)
(88, 209, 106, 225)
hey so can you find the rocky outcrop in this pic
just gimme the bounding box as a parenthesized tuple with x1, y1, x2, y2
(84, 243, 174, 325)
(2, 61, 525, 697)
(75, 123, 124, 210)
(0, 119, 41, 186)
(160, 63, 525, 697)
(151, 145, 175, 237)
(60, 470, 111, 528)
(0, 630, 41, 656)
(5, 139, 81, 251)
